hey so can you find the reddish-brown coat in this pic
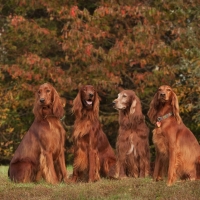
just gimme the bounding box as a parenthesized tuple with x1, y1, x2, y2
(148, 85, 200, 186)
(8, 83, 67, 184)
(113, 90, 150, 178)
(71, 85, 117, 182)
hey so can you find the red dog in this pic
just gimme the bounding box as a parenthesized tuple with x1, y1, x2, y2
(113, 90, 150, 178)
(71, 85, 117, 182)
(8, 83, 67, 184)
(148, 85, 200, 186)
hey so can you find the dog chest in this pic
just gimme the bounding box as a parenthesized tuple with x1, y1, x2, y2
(153, 128, 169, 157)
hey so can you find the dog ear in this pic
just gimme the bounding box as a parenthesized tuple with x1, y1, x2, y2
(72, 89, 83, 118)
(93, 90, 100, 117)
(171, 91, 182, 124)
(130, 94, 144, 123)
(33, 89, 42, 120)
(52, 87, 64, 118)
(130, 99, 137, 115)
(147, 91, 159, 124)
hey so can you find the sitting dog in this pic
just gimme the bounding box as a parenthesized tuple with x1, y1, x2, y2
(148, 85, 200, 186)
(71, 85, 117, 182)
(113, 89, 150, 178)
(8, 83, 67, 184)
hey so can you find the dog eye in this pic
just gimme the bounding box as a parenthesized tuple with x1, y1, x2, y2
(46, 89, 51, 93)
(167, 88, 171, 91)
(122, 94, 127, 98)
(38, 91, 41, 94)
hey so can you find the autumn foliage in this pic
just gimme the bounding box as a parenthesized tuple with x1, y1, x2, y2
(0, 0, 200, 163)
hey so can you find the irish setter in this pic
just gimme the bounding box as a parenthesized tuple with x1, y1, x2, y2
(71, 85, 117, 182)
(113, 90, 150, 178)
(148, 85, 200, 186)
(8, 83, 67, 184)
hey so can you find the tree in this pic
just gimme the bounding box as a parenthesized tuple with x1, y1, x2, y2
(0, 0, 200, 163)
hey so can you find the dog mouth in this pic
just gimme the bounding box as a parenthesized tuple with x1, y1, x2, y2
(41, 105, 51, 110)
(39, 101, 52, 108)
(159, 97, 168, 102)
(113, 105, 126, 110)
(84, 99, 93, 106)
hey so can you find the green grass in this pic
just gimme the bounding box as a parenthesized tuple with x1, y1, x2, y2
(0, 166, 200, 200)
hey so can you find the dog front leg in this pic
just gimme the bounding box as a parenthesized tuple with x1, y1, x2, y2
(117, 154, 128, 178)
(119, 162, 126, 178)
(88, 147, 100, 182)
(153, 148, 162, 181)
(40, 150, 58, 184)
(56, 149, 68, 182)
(71, 154, 79, 183)
(167, 146, 177, 186)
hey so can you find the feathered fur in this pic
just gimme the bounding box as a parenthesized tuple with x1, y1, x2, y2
(148, 85, 200, 186)
(8, 83, 67, 184)
(113, 90, 150, 178)
(71, 85, 117, 182)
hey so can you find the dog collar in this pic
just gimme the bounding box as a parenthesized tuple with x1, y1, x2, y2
(156, 112, 173, 127)
(157, 112, 173, 122)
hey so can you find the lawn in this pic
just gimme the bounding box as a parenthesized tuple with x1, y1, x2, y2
(0, 165, 200, 200)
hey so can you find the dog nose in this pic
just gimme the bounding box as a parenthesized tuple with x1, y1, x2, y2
(89, 93, 94, 98)
(160, 93, 166, 97)
(112, 101, 116, 105)
(40, 98, 45, 103)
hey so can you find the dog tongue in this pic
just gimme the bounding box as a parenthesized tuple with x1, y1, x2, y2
(86, 101, 92, 105)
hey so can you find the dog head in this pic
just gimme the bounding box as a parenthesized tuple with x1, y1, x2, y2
(157, 85, 174, 103)
(113, 90, 138, 115)
(72, 85, 100, 119)
(33, 83, 64, 120)
(80, 85, 96, 110)
(147, 85, 181, 124)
